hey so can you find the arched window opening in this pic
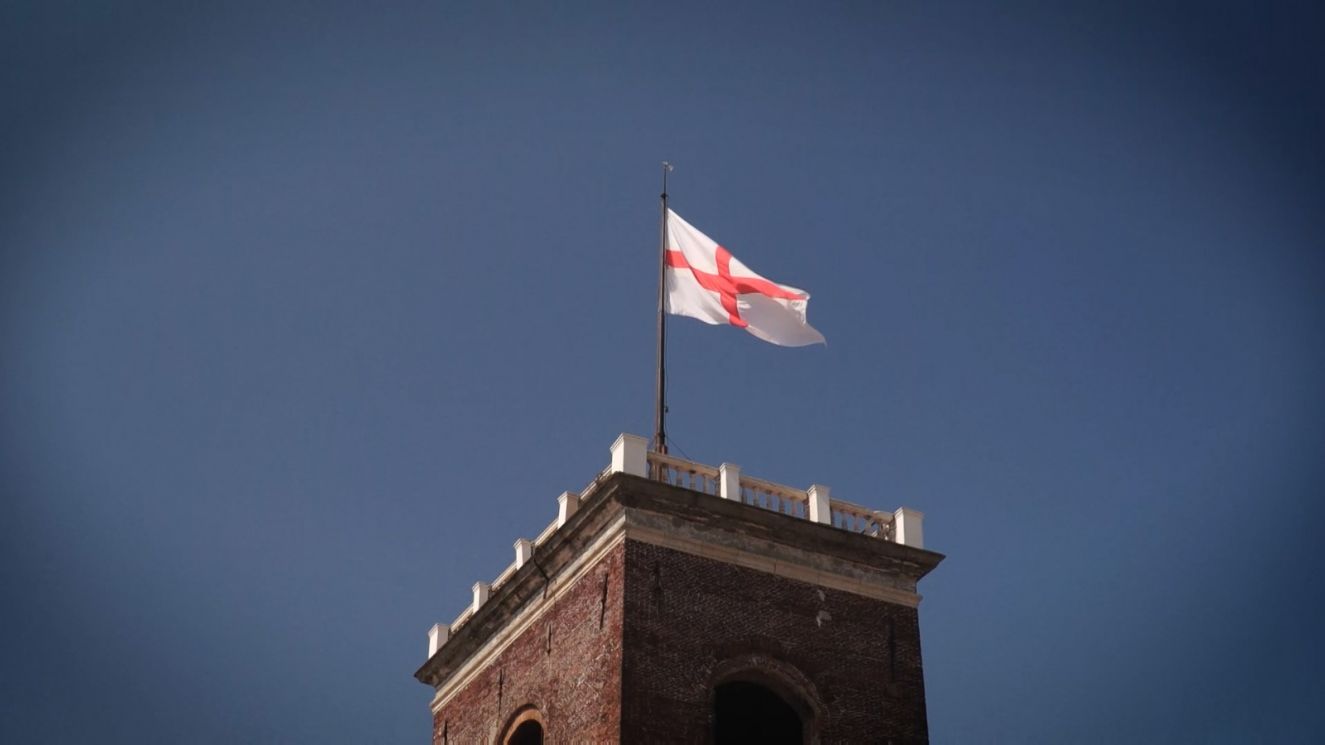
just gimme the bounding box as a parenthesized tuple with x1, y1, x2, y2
(505, 719, 543, 745)
(714, 680, 804, 745)
(501, 707, 545, 745)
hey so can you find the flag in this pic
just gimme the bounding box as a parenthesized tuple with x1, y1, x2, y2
(664, 209, 826, 347)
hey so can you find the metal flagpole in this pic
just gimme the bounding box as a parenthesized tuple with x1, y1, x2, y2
(653, 161, 673, 456)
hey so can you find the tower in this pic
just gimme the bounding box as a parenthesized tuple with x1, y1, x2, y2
(415, 434, 943, 743)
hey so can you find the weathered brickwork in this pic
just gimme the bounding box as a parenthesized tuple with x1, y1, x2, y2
(420, 475, 940, 744)
(431, 542, 625, 744)
(620, 539, 930, 744)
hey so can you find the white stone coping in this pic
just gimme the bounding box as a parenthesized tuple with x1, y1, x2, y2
(427, 433, 928, 658)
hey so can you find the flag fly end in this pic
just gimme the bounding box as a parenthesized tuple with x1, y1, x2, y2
(663, 209, 827, 347)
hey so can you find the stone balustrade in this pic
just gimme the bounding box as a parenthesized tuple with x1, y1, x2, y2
(427, 433, 927, 657)
(640, 437, 916, 544)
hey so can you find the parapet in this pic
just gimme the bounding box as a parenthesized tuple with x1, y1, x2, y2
(417, 433, 940, 679)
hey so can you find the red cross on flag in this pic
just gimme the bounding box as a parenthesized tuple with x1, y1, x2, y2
(664, 209, 826, 347)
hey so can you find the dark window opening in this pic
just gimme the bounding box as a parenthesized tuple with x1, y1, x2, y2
(714, 680, 804, 745)
(506, 719, 543, 745)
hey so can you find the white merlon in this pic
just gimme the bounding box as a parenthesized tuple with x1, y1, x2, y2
(430, 437, 935, 653)
(427, 623, 449, 657)
(719, 463, 741, 500)
(610, 433, 649, 477)
(807, 484, 832, 525)
(513, 538, 533, 568)
(471, 581, 490, 613)
(557, 491, 579, 526)
(893, 507, 924, 549)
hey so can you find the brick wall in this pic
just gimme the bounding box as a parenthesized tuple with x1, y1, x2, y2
(429, 535, 930, 744)
(620, 539, 930, 744)
(431, 542, 625, 744)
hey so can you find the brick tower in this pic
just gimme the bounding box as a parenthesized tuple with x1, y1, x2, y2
(415, 434, 943, 744)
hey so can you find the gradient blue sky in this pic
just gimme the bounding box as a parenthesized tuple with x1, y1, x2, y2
(3, 2, 1323, 743)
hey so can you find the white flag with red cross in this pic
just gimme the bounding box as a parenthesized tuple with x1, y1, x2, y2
(664, 209, 826, 347)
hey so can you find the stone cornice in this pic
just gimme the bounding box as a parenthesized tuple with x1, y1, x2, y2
(414, 473, 945, 692)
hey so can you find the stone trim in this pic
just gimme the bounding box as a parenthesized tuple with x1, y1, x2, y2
(430, 517, 627, 713)
(418, 473, 944, 708)
(623, 521, 923, 609)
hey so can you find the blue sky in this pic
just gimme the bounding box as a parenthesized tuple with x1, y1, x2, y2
(3, 2, 1323, 742)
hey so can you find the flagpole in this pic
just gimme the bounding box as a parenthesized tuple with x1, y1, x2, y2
(653, 162, 673, 457)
